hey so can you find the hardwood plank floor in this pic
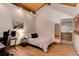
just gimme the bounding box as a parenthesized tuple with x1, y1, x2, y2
(8, 43, 78, 56)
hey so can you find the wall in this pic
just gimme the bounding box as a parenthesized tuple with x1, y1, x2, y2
(72, 13, 79, 55)
(36, 5, 73, 39)
(52, 3, 79, 17)
(72, 34, 79, 55)
(0, 4, 35, 37)
(0, 4, 12, 37)
(3, 4, 35, 33)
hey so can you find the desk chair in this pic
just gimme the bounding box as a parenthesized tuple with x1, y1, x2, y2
(0, 30, 13, 56)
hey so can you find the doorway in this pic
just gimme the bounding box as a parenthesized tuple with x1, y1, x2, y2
(54, 23, 61, 43)
(61, 19, 73, 44)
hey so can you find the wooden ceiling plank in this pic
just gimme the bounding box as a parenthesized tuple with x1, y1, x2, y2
(22, 3, 45, 12)
(61, 3, 77, 7)
(12, 3, 48, 14)
(35, 3, 47, 12)
(13, 3, 34, 12)
(21, 4, 35, 12)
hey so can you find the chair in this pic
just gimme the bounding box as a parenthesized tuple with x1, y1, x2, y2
(0, 30, 13, 56)
(2, 30, 10, 45)
(10, 31, 17, 49)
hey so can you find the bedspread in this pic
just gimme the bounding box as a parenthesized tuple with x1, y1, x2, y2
(27, 37, 54, 52)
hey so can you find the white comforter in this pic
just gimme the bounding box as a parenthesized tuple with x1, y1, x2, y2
(27, 37, 54, 52)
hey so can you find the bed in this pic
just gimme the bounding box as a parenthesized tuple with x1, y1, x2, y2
(26, 36, 54, 52)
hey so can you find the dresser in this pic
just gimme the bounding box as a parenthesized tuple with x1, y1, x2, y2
(61, 32, 72, 41)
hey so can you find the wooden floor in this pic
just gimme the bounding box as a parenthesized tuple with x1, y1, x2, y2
(8, 43, 78, 56)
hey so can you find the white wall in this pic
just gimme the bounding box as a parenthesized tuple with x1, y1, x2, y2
(0, 4, 12, 37)
(0, 4, 35, 37)
(3, 4, 35, 33)
(36, 5, 73, 39)
(0, 4, 35, 45)
(72, 13, 79, 55)
(23, 12, 35, 33)
(52, 3, 79, 17)
(72, 34, 79, 55)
